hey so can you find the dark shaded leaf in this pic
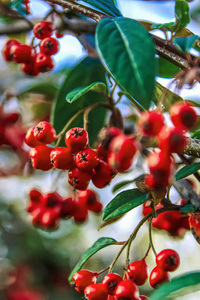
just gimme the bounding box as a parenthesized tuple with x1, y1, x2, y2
(68, 237, 117, 283)
(81, 0, 122, 17)
(156, 57, 180, 78)
(103, 189, 149, 221)
(51, 57, 108, 146)
(175, 0, 190, 28)
(174, 35, 199, 52)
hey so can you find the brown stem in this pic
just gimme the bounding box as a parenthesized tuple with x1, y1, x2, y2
(184, 138, 200, 158)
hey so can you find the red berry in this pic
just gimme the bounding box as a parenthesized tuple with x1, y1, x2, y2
(107, 296, 118, 300)
(170, 102, 198, 131)
(40, 209, 59, 228)
(55, 31, 64, 38)
(29, 146, 53, 171)
(84, 283, 108, 300)
(158, 127, 187, 154)
(68, 167, 92, 190)
(10, 44, 32, 63)
(21, 54, 39, 77)
(156, 249, 180, 272)
(40, 37, 59, 56)
(126, 259, 148, 286)
(35, 53, 54, 73)
(2, 39, 21, 62)
(73, 204, 88, 223)
(139, 296, 148, 300)
(25, 127, 46, 147)
(78, 189, 102, 213)
(102, 273, 123, 295)
(60, 196, 76, 218)
(189, 213, 200, 240)
(72, 270, 97, 293)
(75, 148, 99, 171)
(65, 127, 88, 153)
(33, 21, 54, 39)
(108, 134, 137, 172)
(92, 160, 116, 188)
(34, 121, 56, 144)
(50, 147, 74, 169)
(114, 279, 139, 300)
(139, 110, 164, 137)
(4, 113, 20, 124)
(149, 266, 170, 289)
(27, 189, 42, 213)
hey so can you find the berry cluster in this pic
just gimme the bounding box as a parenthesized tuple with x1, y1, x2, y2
(142, 202, 190, 237)
(72, 249, 180, 299)
(25, 123, 138, 190)
(2, 21, 61, 76)
(138, 102, 198, 191)
(27, 188, 102, 228)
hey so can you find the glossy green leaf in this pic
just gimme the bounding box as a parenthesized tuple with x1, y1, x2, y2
(149, 272, 200, 300)
(151, 21, 178, 32)
(175, 0, 190, 29)
(154, 82, 183, 111)
(180, 204, 195, 213)
(175, 163, 200, 181)
(103, 189, 149, 221)
(68, 237, 117, 283)
(156, 57, 180, 78)
(51, 57, 108, 146)
(81, 0, 122, 17)
(96, 17, 156, 110)
(112, 180, 134, 193)
(192, 129, 200, 139)
(174, 35, 199, 52)
(66, 82, 107, 103)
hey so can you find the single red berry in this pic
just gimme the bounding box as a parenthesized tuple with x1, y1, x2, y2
(10, 44, 32, 64)
(170, 102, 198, 131)
(31, 206, 44, 225)
(2, 39, 21, 62)
(108, 134, 137, 172)
(92, 160, 116, 188)
(35, 53, 54, 73)
(156, 249, 180, 272)
(65, 127, 88, 153)
(189, 213, 200, 241)
(33, 21, 54, 39)
(149, 266, 170, 289)
(98, 126, 123, 150)
(34, 121, 56, 144)
(84, 283, 108, 300)
(68, 167, 92, 190)
(78, 189, 102, 213)
(50, 147, 74, 169)
(73, 203, 88, 223)
(72, 270, 97, 293)
(60, 196, 76, 218)
(126, 259, 148, 286)
(102, 273, 123, 295)
(139, 296, 148, 300)
(114, 279, 139, 300)
(97, 143, 109, 160)
(40, 209, 59, 228)
(75, 148, 99, 171)
(40, 37, 59, 56)
(41, 192, 63, 209)
(25, 127, 46, 147)
(27, 189, 42, 213)
(4, 113, 20, 124)
(29, 146, 53, 171)
(138, 110, 164, 137)
(21, 54, 39, 77)
(158, 127, 187, 154)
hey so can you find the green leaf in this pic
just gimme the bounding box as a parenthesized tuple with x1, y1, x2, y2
(154, 82, 183, 111)
(66, 82, 107, 103)
(149, 272, 200, 300)
(112, 180, 134, 193)
(96, 17, 156, 110)
(175, 0, 190, 29)
(192, 129, 200, 139)
(68, 237, 117, 283)
(156, 57, 181, 78)
(174, 35, 200, 52)
(81, 0, 122, 17)
(151, 22, 178, 32)
(103, 189, 149, 221)
(180, 204, 195, 213)
(175, 163, 200, 181)
(51, 57, 108, 146)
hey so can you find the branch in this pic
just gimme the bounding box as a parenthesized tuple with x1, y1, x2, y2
(184, 138, 200, 158)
